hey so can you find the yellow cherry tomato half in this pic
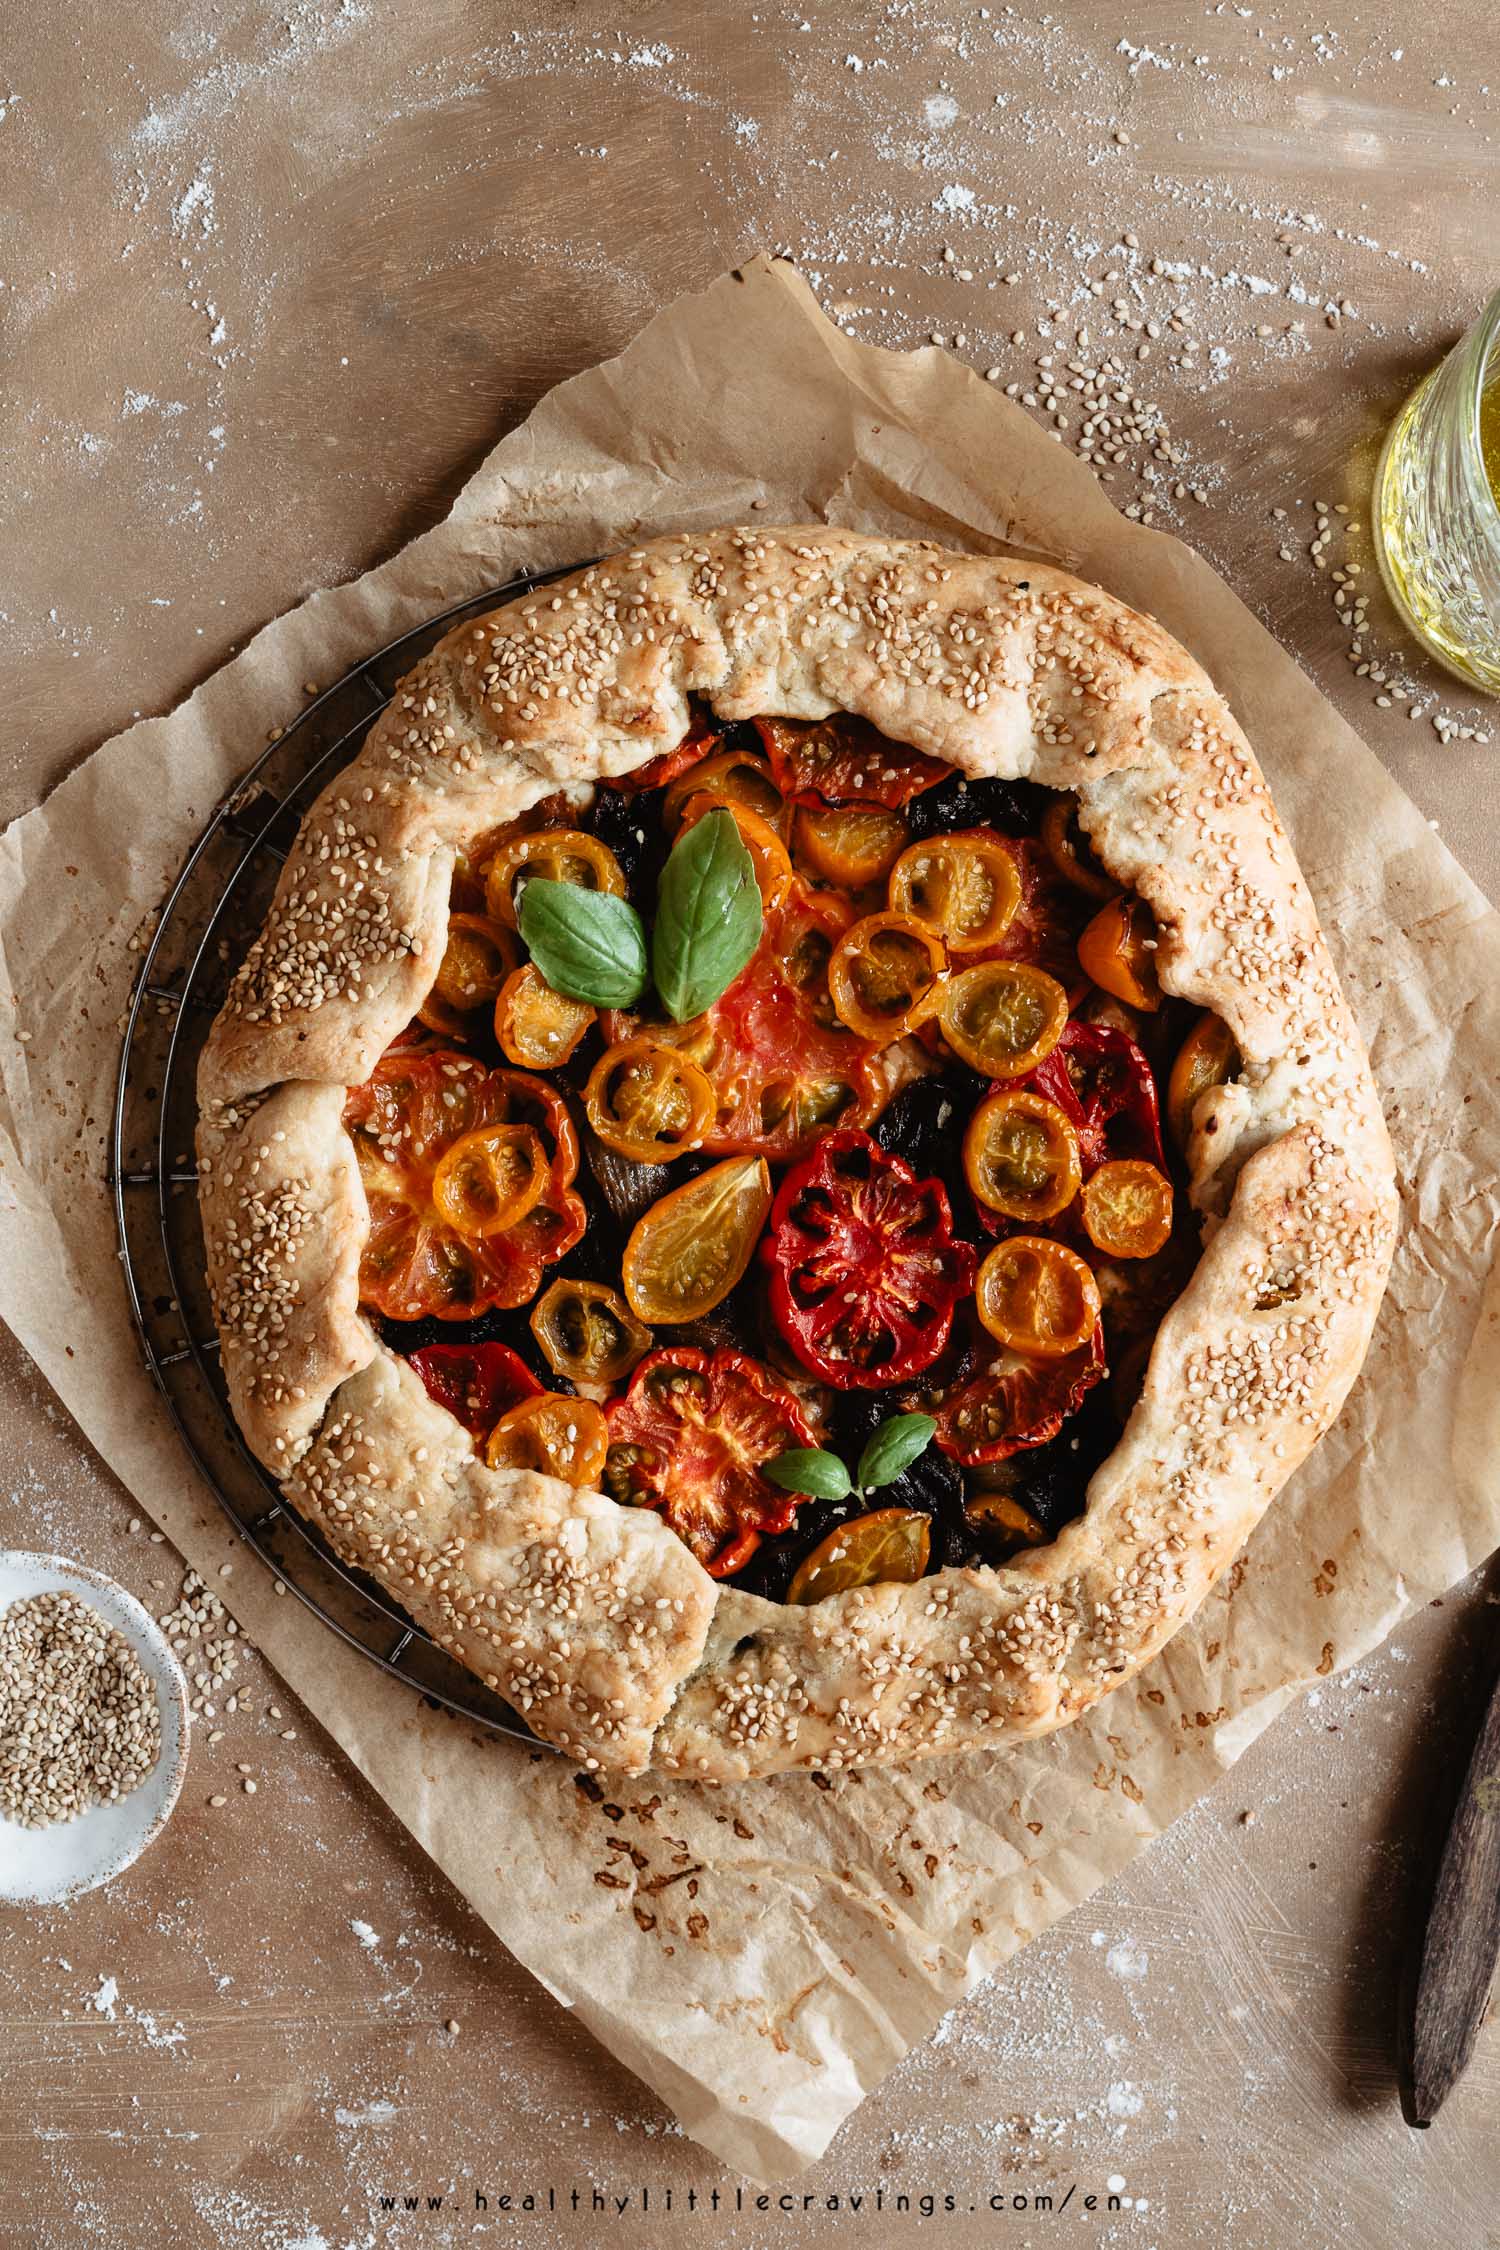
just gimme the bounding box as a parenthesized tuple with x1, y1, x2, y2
(430, 1121, 550, 1238)
(786, 1507, 932, 1606)
(1040, 797, 1117, 899)
(792, 802, 909, 889)
(484, 828, 627, 928)
(975, 1235, 1102, 1359)
(1077, 894, 1162, 1012)
(494, 963, 596, 1070)
(530, 1278, 652, 1388)
(483, 1393, 609, 1485)
(584, 1037, 717, 1164)
(1080, 1159, 1174, 1260)
(1166, 1010, 1238, 1150)
(964, 1490, 1050, 1548)
(676, 792, 793, 910)
(622, 1156, 773, 1325)
(935, 960, 1069, 1078)
(419, 912, 519, 1037)
(663, 747, 785, 832)
(964, 1088, 1083, 1221)
(827, 912, 946, 1044)
(888, 833, 1022, 954)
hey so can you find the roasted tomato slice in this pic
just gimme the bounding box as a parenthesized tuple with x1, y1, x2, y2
(936, 960, 1069, 1077)
(431, 1122, 549, 1237)
(889, 830, 1022, 954)
(964, 1088, 1082, 1222)
(493, 964, 596, 1069)
(584, 1038, 716, 1163)
(827, 913, 945, 1044)
(603, 1347, 811, 1576)
(343, 1050, 586, 1320)
(623, 1156, 773, 1325)
(1166, 1010, 1238, 1150)
(1077, 893, 1162, 1011)
(933, 1324, 1107, 1464)
(1022, 1020, 1165, 1173)
(1040, 797, 1117, 899)
(792, 802, 908, 889)
(605, 710, 721, 795)
(762, 1129, 976, 1387)
(976, 1235, 1102, 1358)
(530, 1279, 652, 1388)
(752, 714, 954, 808)
(605, 885, 887, 1160)
(1080, 1159, 1174, 1259)
(484, 1393, 610, 1485)
(409, 1341, 542, 1439)
(786, 1508, 932, 1605)
(419, 912, 519, 1037)
(663, 746, 785, 833)
(484, 828, 627, 928)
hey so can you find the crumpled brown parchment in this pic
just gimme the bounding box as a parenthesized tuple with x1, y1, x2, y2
(2, 255, 1498, 2182)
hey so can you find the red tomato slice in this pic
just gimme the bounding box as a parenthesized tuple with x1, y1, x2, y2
(409, 1342, 543, 1438)
(932, 1323, 1106, 1464)
(601, 710, 720, 795)
(763, 1129, 977, 1388)
(343, 1050, 586, 1321)
(1020, 1020, 1165, 1174)
(603, 1347, 812, 1577)
(752, 714, 954, 809)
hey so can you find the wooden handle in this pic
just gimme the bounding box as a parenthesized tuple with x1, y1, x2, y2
(1409, 1657, 1500, 2124)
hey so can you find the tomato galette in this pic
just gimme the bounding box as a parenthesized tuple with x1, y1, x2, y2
(197, 528, 1397, 1779)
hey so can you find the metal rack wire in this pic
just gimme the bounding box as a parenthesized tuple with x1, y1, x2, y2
(110, 567, 586, 1748)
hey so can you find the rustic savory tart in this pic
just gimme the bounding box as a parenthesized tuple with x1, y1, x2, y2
(197, 528, 1398, 1779)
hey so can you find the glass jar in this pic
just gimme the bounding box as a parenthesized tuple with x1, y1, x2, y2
(1372, 289, 1500, 696)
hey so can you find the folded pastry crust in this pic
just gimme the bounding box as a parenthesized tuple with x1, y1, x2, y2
(197, 528, 1398, 1778)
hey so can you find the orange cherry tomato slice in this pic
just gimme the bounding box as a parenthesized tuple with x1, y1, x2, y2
(936, 960, 1069, 1077)
(827, 913, 946, 1044)
(584, 1037, 717, 1163)
(483, 1393, 609, 1485)
(792, 802, 909, 889)
(494, 963, 596, 1069)
(662, 747, 784, 833)
(484, 828, 626, 928)
(1080, 1159, 1174, 1259)
(1077, 894, 1162, 1012)
(963, 1491, 1050, 1550)
(1040, 797, 1117, 899)
(964, 1089, 1083, 1221)
(676, 793, 793, 910)
(1166, 1011, 1238, 1149)
(785, 1509, 932, 1605)
(530, 1279, 652, 1388)
(419, 912, 519, 1036)
(889, 833, 1022, 954)
(430, 1122, 549, 1238)
(976, 1235, 1102, 1359)
(622, 1156, 773, 1324)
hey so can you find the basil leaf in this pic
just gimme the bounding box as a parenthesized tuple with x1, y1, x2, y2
(652, 808, 763, 1023)
(856, 1413, 937, 1492)
(518, 879, 647, 1008)
(763, 1447, 853, 1502)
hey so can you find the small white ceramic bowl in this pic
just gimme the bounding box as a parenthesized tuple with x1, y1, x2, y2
(0, 1550, 189, 1906)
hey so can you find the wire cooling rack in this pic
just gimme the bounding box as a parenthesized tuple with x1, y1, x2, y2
(110, 567, 587, 1748)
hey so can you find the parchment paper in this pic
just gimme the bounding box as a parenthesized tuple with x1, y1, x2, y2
(3, 255, 1499, 2183)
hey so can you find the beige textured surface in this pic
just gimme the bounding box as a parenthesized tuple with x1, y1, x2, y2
(3, 4, 1500, 2245)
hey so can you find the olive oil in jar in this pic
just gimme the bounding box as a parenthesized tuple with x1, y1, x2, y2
(1373, 290, 1500, 696)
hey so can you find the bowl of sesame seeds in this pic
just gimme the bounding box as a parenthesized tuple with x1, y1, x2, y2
(0, 1552, 189, 1906)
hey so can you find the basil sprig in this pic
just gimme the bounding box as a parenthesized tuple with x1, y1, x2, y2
(518, 879, 647, 1009)
(652, 808, 763, 1023)
(765, 1414, 937, 1503)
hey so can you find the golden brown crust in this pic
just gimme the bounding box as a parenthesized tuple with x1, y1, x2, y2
(197, 528, 1398, 1778)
